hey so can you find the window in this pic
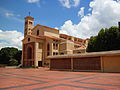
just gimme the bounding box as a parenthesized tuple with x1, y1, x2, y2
(28, 38, 30, 42)
(37, 30, 39, 36)
(29, 21, 32, 24)
(53, 43, 58, 50)
(56, 44, 58, 49)
(53, 40, 58, 42)
(47, 43, 50, 56)
(60, 52, 64, 55)
(56, 52, 58, 55)
(77, 52, 81, 53)
(53, 52, 56, 55)
(27, 47, 32, 59)
(53, 52, 58, 55)
(53, 43, 55, 49)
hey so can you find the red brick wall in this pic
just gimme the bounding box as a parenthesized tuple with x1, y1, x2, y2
(73, 57, 101, 70)
(50, 57, 101, 71)
(50, 58, 71, 70)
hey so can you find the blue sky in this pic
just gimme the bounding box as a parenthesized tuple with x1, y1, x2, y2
(0, 0, 120, 49)
(0, 0, 91, 32)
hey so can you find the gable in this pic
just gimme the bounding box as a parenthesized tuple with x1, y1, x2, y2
(32, 24, 44, 36)
(31, 24, 59, 38)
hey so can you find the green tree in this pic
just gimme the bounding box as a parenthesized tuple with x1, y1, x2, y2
(9, 59, 18, 66)
(87, 27, 120, 52)
(14, 50, 22, 64)
(0, 47, 22, 65)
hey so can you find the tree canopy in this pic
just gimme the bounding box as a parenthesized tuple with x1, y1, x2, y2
(87, 27, 120, 52)
(0, 47, 22, 66)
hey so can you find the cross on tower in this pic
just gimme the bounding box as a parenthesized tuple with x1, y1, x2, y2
(29, 12, 31, 16)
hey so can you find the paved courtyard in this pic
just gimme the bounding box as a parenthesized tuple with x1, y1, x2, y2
(0, 68, 120, 90)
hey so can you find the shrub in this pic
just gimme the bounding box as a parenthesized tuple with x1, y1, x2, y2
(9, 59, 18, 66)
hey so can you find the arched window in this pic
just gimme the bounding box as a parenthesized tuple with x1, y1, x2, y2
(29, 21, 33, 24)
(37, 30, 39, 36)
(47, 43, 50, 56)
(28, 38, 30, 41)
(27, 47, 32, 59)
(25, 21, 28, 24)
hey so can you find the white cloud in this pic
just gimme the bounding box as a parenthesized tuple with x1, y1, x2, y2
(60, 0, 120, 38)
(27, 0, 40, 3)
(55, 27, 59, 30)
(60, 20, 77, 35)
(5, 12, 14, 17)
(78, 7, 85, 17)
(26, 0, 40, 7)
(59, 0, 80, 8)
(0, 30, 24, 49)
(0, 8, 23, 23)
(88, 8, 92, 11)
(74, 0, 80, 7)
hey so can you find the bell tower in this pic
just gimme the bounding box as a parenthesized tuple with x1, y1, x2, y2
(24, 16, 34, 37)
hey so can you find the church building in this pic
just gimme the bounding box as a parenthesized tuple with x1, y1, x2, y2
(22, 16, 88, 67)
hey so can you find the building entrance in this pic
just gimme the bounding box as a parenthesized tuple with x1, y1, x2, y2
(38, 61, 42, 67)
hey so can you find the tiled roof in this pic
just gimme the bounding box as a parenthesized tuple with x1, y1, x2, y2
(22, 35, 45, 41)
(45, 35, 60, 40)
(32, 24, 59, 32)
(60, 34, 68, 37)
(47, 50, 120, 59)
(28, 35, 45, 39)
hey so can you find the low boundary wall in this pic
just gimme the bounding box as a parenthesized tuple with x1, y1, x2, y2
(47, 50, 120, 72)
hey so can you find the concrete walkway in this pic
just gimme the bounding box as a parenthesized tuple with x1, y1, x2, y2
(0, 68, 120, 90)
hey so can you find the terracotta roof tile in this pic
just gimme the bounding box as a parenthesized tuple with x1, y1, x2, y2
(29, 35, 45, 39)
(41, 25, 59, 31)
(45, 35, 60, 40)
(32, 24, 59, 32)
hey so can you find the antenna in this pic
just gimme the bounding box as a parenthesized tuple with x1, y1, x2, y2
(29, 12, 31, 16)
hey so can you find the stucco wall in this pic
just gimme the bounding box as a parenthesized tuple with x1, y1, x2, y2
(48, 50, 120, 72)
(23, 37, 36, 44)
(59, 40, 74, 54)
(44, 31, 59, 38)
(102, 55, 120, 72)
(34, 42, 43, 66)
(32, 26, 44, 36)
(43, 27, 59, 34)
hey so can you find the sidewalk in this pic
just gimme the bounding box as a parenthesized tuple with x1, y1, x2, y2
(0, 68, 120, 90)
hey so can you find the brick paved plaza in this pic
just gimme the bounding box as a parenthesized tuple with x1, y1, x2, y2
(0, 68, 120, 90)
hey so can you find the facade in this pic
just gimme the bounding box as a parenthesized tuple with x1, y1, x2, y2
(22, 16, 88, 67)
(48, 50, 120, 72)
